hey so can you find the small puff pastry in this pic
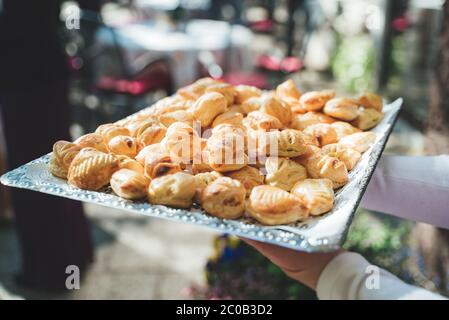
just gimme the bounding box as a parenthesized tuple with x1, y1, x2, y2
(299, 90, 336, 111)
(148, 172, 196, 208)
(190, 92, 228, 127)
(144, 152, 182, 179)
(177, 77, 219, 100)
(137, 124, 167, 147)
(135, 143, 166, 165)
(259, 97, 292, 126)
(108, 135, 138, 157)
(303, 123, 338, 147)
(291, 179, 334, 216)
(110, 169, 150, 200)
(244, 111, 283, 131)
(290, 111, 335, 130)
(351, 107, 384, 130)
(205, 82, 236, 106)
(358, 92, 383, 112)
(234, 85, 262, 104)
(68, 148, 120, 190)
(275, 129, 308, 157)
(211, 111, 244, 128)
(247, 185, 309, 225)
(159, 110, 194, 128)
(116, 155, 144, 174)
(225, 166, 264, 195)
(276, 79, 301, 100)
(49, 141, 81, 179)
(323, 98, 359, 121)
(74, 133, 108, 153)
(321, 143, 361, 171)
(265, 157, 308, 191)
(305, 153, 348, 189)
(339, 132, 376, 153)
(193, 171, 222, 203)
(164, 122, 201, 162)
(95, 124, 130, 143)
(330, 121, 361, 141)
(126, 118, 159, 137)
(201, 177, 246, 219)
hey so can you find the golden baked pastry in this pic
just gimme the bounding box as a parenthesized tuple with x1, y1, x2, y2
(95, 124, 130, 143)
(303, 123, 338, 146)
(164, 122, 201, 163)
(49, 141, 81, 179)
(299, 90, 336, 111)
(247, 185, 309, 225)
(74, 133, 109, 153)
(358, 92, 383, 111)
(299, 131, 320, 147)
(144, 152, 182, 179)
(265, 157, 308, 191)
(321, 143, 361, 171)
(275, 129, 308, 157)
(108, 135, 138, 157)
(190, 92, 228, 128)
(148, 172, 196, 208)
(225, 166, 264, 195)
(276, 79, 301, 100)
(244, 111, 283, 131)
(228, 104, 245, 114)
(193, 171, 222, 203)
(291, 179, 334, 216)
(135, 143, 166, 165)
(126, 118, 160, 137)
(211, 111, 244, 128)
(304, 153, 348, 189)
(234, 85, 262, 104)
(177, 77, 219, 100)
(159, 110, 194, 128)
(290, 111, 335, 130)
(241, 97, 263, 114)
(323, 98, 359, 121)
(259, 96, 292, 126)
(351, 107, 384, 130)
(205, 82, 235, 106)
(201, 177, 246, 219)
(68, 148, 120, 191)
(339, 132, 376, 153)
(137, 124, 167, 147)
(110, 169, 150, 200)
(116, 155, 144, 174)
(330, 121, 361, 141)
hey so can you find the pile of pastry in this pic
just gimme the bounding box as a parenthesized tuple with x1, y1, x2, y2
(48, 78, 384, 225)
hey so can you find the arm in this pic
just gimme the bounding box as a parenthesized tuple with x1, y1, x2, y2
(361, 155, 449, 229)
(243, 239, 447, 300)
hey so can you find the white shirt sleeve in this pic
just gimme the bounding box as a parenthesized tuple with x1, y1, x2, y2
(316, 252, 447, 300)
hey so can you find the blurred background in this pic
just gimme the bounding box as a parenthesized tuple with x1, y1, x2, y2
(0, 0, 448, 299)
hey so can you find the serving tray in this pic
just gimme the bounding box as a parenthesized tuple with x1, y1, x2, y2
(0, 98, 402, 252)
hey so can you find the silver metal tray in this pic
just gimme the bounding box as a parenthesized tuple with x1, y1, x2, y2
(0, 98, 403, 252)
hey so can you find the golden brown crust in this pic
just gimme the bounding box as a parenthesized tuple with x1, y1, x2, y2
(265, 157, 307, 191)
(49, 141, 82, 179)
(144, 152, 182, 179)
(323, 98, 359, 121)
(244, 111, 283, 131)
(276, 79, 301, 100)
(321, 143, 361, 171)
(148, 172, 196, 208)
(205, 82, 236, 106)
(201, 177, 246, 219)
(291, 179, 334, 216)
(193, 171, 223, 204)
(330, 121, 361, 141)
(137, 124, 167, 147)
(68, 148, 120, 190)
(338, 132, 376, 153)
(358, 92, 383, 112)
(95, 124, 130, 143)
(74, 133, 109, 153)
(299, 90, 336, 111)
(303, 123, 338, 147)
(351, 107, 384, 130)
(108, 135, 138, 157)
(190, 92, 228, 127)
(290, 111, 336, 130)
(275, 129, 308, 157)
(259, 97, 292, 126)
(234, 85, 262, 104)
(116, 155, 144, 174)
(246, 185, 309, 225)
(159, 110, 194, 127)
(110, 169, 150, 200)
(225, 166, 264, 195)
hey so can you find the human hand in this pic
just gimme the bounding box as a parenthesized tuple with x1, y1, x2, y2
(241, 238, 343, 290)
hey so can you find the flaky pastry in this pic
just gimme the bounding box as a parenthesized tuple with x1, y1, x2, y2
(49, 140, 81, 179)
(265, 157, 308, 191)
(303, 123, 338, 146)
(225, 166, 264, 195)
(291, 179, 334, 216)
(339, 132, 376, 153)
(108, 135, 138, 157)
(74, 133, 108, 153)
(110, 169, 150, 200)
(148, 172, 196, 208)
(323, 98, 359, 121)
